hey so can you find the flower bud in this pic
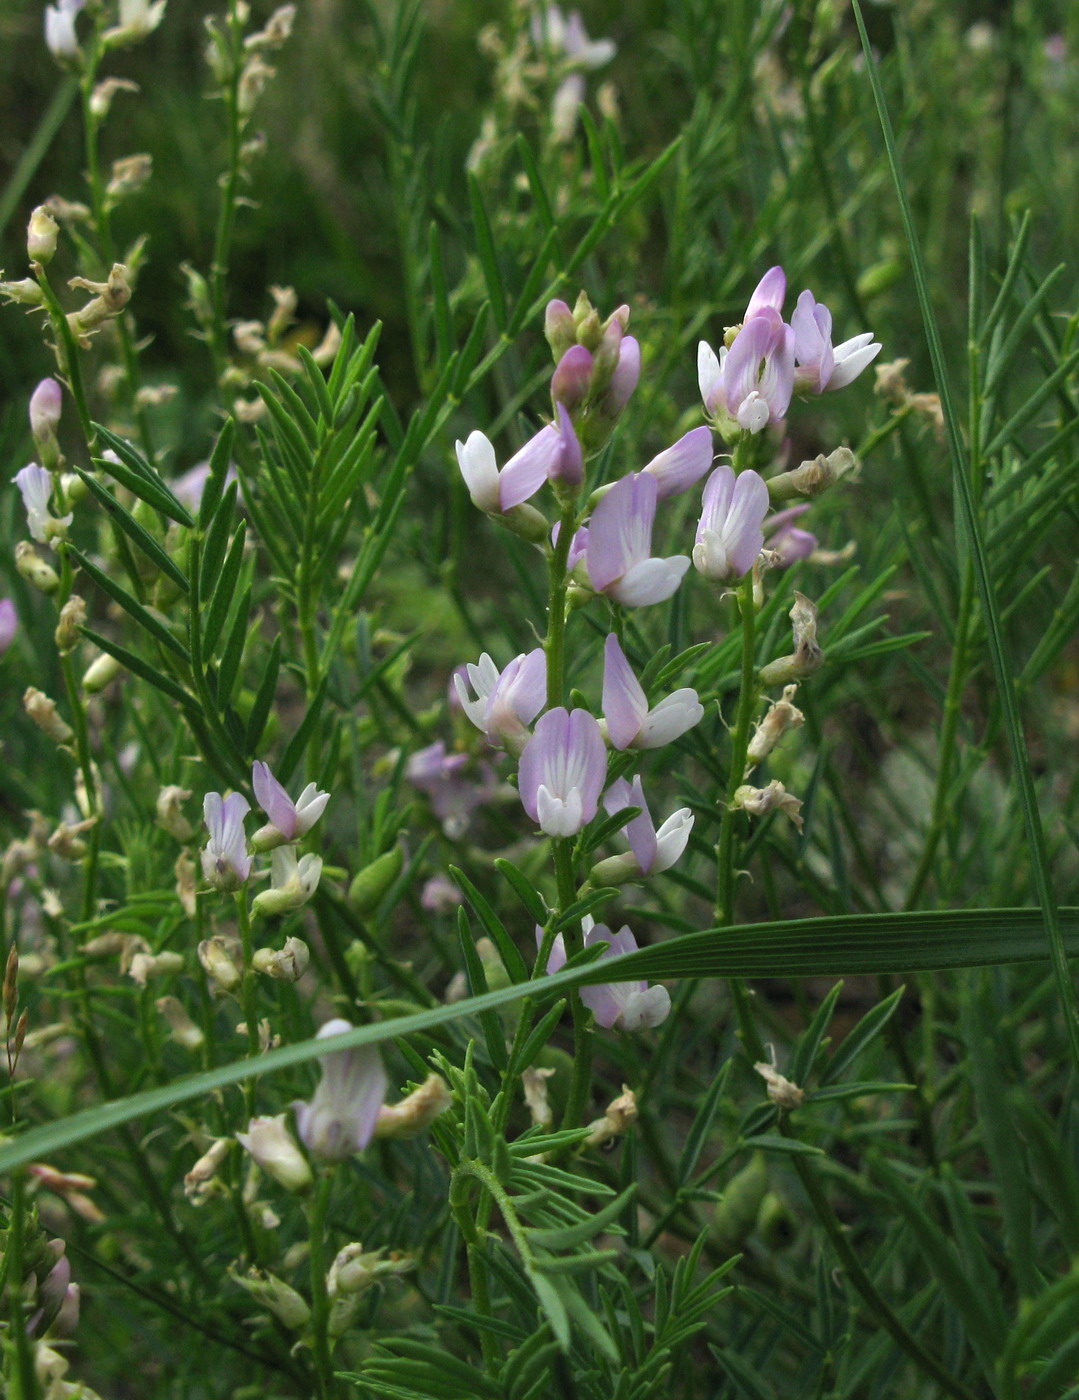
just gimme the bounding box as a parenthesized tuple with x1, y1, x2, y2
(766, 447, 856, 502)
(251, 936, 309, 981)
(90, 76, 140, 119)
(251, 847, 322, 917)
(24, 688, 73, 744)
(15, 541, 59, 594)
(184, 1136, 230, 1203)
(27, 206, 59, 264)
(156, 786, 194, 842)
(373, 1074, 452, 1139)
(155, 995, 205, 1050)
(550, 345, 594, 412)
(54, 595, 86, 654)
(347, 844, 404, 916)
(544, 298, 576, 359)
(29, 379, 63, 464)
(0, 278, 46, 306)
(229, 1265, 310, 1328)
(127, 950, 184, 986)
(107, 153, 153, 202)
(198, 935, 242, 992)
(236, 1115, 313, 1194)
(82, 652, 123, 691)
(758, 592, 822, 687)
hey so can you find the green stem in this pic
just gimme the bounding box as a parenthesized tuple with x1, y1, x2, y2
(236, 893, 260, 1116)
(545, 499, 577, 709)
(715, 569, 766, 1062)
(7, 1174, 40, 1400)
(208, 3, 246, 385)
(306, 1169, 338, 1400)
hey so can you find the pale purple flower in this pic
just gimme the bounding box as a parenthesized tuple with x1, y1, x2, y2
(551, 403, 583, 488)
(518, 707, 606, 837)
(29, 378, 62, 443)
(0, 599, 16, 656)
(406, 741, 497, 837)
(201, 792, 252, 891)
(531, 5, 616, 68)
(692, 465, 770, 582)
(45, 0, 85, 58)
(699, 308, 796, 433)
(601, 634, 702, 750)
(552, 346, 594, 411)
(603, 775, 693, 876)
(791, 290, 881, 393)
(553, 519, 589, 572)
(586, 472, 690, 606)
(578, 920, 671, 1031)
(251, 761, 329, 849)
(172, 459, 237, 511)
(535, 924, 567, 974)
(456, 425, 562, 513)
(641, 426, 714, 501)
(794, 292, 882, 393)
(765, 504, 817, 567)
(421, 875, 463, 914)
(15, 463, 72, 545)
(293, 1019, 388, 1162)
(744, 265, 787, 320)
(454, 648, 547, 754)
(601, 336, 641, 416)
(237, 1114, 313, 1193)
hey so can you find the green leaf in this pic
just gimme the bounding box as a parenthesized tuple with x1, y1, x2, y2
(79, 627, 196, 713)
(852, 0, 1079, 1077)
(456, 909, 509, 1071)
(243, 635, 281, 754)
(69, 547, 187, 660)
(73, 467, 188, 593)
(198, 419, 236, 529)
(92, 422, 194, 527)
(494, 858, 549, 927)
(4, 908, 1079, 1174)
(202, 520, 247, 657)
(819, 985, 904, 1085)
(450, 865, 530, 985)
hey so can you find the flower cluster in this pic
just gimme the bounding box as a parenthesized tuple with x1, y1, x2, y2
(430, 273, 878, 1036)
(698, 266, 881, 440)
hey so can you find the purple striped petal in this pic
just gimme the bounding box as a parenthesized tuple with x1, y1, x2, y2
(602, 634, 647, 750)
(643, 426, 714, 500)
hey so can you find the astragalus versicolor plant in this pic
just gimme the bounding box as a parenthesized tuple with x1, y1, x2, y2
(4, 1, 1079, 1398)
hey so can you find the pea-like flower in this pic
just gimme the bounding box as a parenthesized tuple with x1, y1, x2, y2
(237, 1114, 313, 1193)
(641, 426, 715, 501)
(14, 464, 72, 546)
(251, 846, 322, 917)
(698, 308, 795, 434)
(251, 760, 329, 850)
(0, 599, 16, 657)
(586, 473, 690, 607)
(578, 920, 671, 1031)
(764, 504, 817, 567)
(454, 648, 547, 755)
(293, 1019, 388, 1163)
(596, 774, 694, 879)
(456, 424, 563, 513)
(601, 634, 702, 750)
(791, 290, 881, 393)
(692, 465, 770, 583)
(44, 0, 85, 58)
(201, 792, 252, 892)
(518, 707, 607, 837)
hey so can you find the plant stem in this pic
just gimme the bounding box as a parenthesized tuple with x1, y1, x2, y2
(715, 569, 766, 1062)
(306, 1169, 338, 1400)
(208, 3, 246, 386)
(7, 1173, 40, 1400)
(236, 893, 260, 1116)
